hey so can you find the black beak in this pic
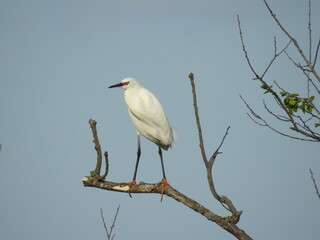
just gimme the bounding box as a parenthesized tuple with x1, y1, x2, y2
(108, 82, 124, 88)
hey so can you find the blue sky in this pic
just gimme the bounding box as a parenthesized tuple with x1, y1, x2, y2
(1, 0, 319, 239)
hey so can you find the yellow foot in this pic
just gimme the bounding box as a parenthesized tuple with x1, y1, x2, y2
(119, 180, 141, 198)
(151, 178, 175, 201)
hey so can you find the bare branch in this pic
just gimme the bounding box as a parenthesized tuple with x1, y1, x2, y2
(314, 38, 320, 67)
(263, 100, 290, 122)
(83, 175, 250, 239)
(240, 95, 318, 142)
(238, 16, 297, 126)
(188, 73, 208, 165)
(309, 169, 320, 200)
(261, 38, 291, 79)
(100, 205, 121, 240)
(308, 0, 312, 64)
(189, 73, 243, 223)
(262, 0, 320, 82)
(89, 119, 109, 180)
(237, 15, 259, 79)
(209, 126, 231, 166)
(100, 208, 109, 238)
(284, 50, 320, 95)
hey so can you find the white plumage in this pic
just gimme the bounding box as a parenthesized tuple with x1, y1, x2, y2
(122, 78, 174, 149)
(109, 77, 175, 198)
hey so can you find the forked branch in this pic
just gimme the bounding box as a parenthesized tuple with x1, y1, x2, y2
(100, 205, 121, 240)
(262, 0, 320, 82)
(189, 73, 240, 216)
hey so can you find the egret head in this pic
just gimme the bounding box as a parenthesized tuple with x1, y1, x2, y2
(109, 78, 141, 90)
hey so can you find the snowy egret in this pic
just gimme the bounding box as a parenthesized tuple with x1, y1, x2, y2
(109, 78, 175, 198)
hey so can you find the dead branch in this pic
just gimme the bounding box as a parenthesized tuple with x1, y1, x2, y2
(189, 73, 239, 214)
(89, 119, 109, 180)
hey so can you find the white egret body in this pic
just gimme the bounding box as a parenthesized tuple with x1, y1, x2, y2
(109, 78, 174, 198)
(124, 79, 173, 149)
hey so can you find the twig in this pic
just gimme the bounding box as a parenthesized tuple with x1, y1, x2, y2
(284, 50, 320, 95)
(209, 126, 231, 166)
(313, 38, 320, 67)
(308, 0, 312, 64)
(262, 0, 320, 82)
(261, 38, 291, 79)
(100, 208, 108, 238)
(309, 169, 320, 200)
(237, 15, 259, 79)
(240, 95, 318, 141)
(263, 100, 290, 122)
(307, 0, 312, 97)
(100, 205, 121, 240)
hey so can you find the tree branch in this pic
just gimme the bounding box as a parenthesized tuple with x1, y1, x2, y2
(89, 119, 109, 180)
(240, 95, 318, 141)
(82, 74, 252, 239)
(188, 73, 243, 224)
(237, 10, 320, 142)
(83, 176, 250, 239)
(188, 73, 208, 165)
(309, 169, 320, 200)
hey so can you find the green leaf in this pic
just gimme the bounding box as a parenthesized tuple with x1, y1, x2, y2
(309, 96, 315, 101)
(306, 105, 313, 113)
(299, 103, 306, 113)
(289, 100, 297, 106)
(315, 123, 320, 128)
(280, 91, 287, 97)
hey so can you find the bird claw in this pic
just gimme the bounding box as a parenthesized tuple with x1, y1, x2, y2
(119, 180, 141, 198)
(151, 178, 175, 201)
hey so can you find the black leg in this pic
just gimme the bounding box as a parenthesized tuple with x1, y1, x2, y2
(132, 134, 141, 181)
(158, 147, 167, 179)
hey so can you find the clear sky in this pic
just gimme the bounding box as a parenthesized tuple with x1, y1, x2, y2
(1, 0, 319, 239)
